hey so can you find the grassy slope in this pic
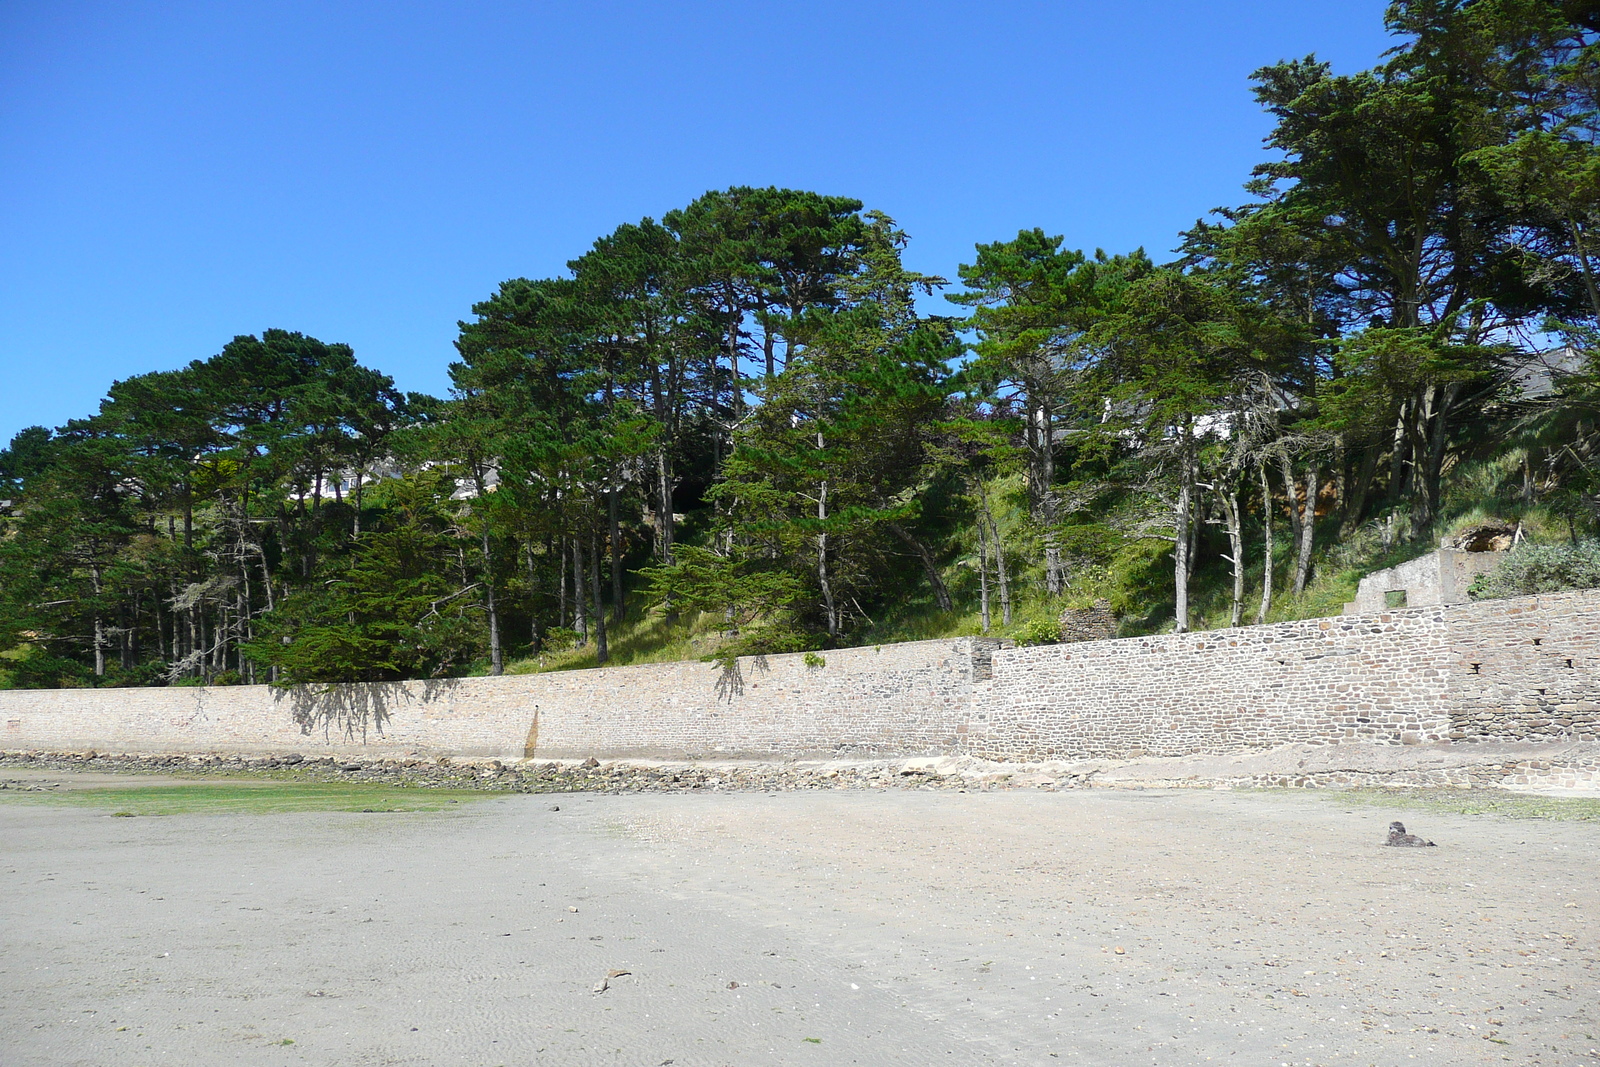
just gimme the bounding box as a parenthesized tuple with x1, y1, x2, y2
(503, 450, 1594, 674)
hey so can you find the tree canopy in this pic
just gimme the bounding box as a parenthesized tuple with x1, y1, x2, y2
(4, 3, 1599, 687)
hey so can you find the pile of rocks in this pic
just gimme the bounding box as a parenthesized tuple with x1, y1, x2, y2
(0, 749, 1098, 794)
(3, 743, 1596, 794)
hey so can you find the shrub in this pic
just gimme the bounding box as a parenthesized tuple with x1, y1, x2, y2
(540, 627, 579, 653)
(704, 624, 819, 671)
(1469, 540, 1600, 600)
(0, 644, 90, 689)
(1014, 618, 1062, 646)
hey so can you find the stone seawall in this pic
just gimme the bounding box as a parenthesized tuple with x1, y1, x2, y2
(0, 638, 1002, 761)
(1, 593, 1596, 764)
(972, 590, 1600, 761)
(1445, 591, 1600, 741)
(974, 612, 1455, 761)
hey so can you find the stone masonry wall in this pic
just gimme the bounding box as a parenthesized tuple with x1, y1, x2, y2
(0, 638, 1002, 762)
(972, 612, 1457, 762)
(2, 592, 1596, 764)
(1444, 590, 1600, 741)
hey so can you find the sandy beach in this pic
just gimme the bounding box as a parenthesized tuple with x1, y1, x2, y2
(3, 778, 1597, 1065)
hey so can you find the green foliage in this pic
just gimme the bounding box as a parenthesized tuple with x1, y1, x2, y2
(1470, 540, 1600, 599)
(540, 628, 580, 653)
(6, 3, 1600, 684)
(1104, 538, 1176, 624)
(639, 545, 804, 633)
(1055, 523, 1125, 566)
(0, 778, 496, 816)
(1013, 619, 1062, 646)
(0, 426, 53, 498)
(702, 624, 822, 674)
(244, 472, 482, 684)
(802, 651, 826, 668)
(0, 643, 90, 690)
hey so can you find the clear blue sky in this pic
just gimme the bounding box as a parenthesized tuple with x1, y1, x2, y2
(0, 0, 1393, 443)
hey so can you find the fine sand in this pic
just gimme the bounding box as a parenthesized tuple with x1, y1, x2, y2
(3, 780, 1597, 1065)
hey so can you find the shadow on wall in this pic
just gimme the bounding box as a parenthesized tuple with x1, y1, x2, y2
(270, 679, 461, 743)
(715, 658, 744, 703)
(716, 654, 780, 703)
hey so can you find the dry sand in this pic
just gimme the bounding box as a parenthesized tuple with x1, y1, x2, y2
(3, 779, 1597, 1066)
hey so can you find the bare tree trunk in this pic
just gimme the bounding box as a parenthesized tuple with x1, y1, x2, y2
(590, 532, 608, 665)
(526, 544, 541, 652)
(559, 536, 570, 632)
(1280, 455, 1303, 554)
(656, 450, 678, 621)
(813, 427, 839, 637)
(1256, 459, 1274, 625)
(976, 512, 992, 634)
(726, 297, 743, 415)
(1220, 489, 1244, 628)
(1294, 466, 1317, 595)
(987, 511, 1012, 626)
(1340, 439, 1381, 539)
(887, 522, 952, 612)
(571, 536, 587, 646)
(655, 450, 675, 561)
(1173, 432, 1194, 633)
(1565, 217, 1600, 319)
(608, 487, 624, 622)
(120, 603, 132, 672)
(1392, 399, 1417, 512)
(1187, 496, 1201, 581)
(168, 580, 180, 664)
(1029, 401, 1064, 596)
(353, 467, 364, 537)
(213, 602, 227, 674)
(238, 538, 254, 650)
(817, 466, 838, 637)
(1042, 522, 1063, 596)
(1278, 456, 1318, 595)
(1414, 381, 1459, 540)
(481, 524, 502, 676)
(90, 563, 105, 678)
(762, 303, 777, 379)
(189, 605, 199, 679)
(256, 542, 275, 612)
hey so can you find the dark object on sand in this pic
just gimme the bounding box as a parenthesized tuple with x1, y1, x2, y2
(1386, 821, 1436, 847)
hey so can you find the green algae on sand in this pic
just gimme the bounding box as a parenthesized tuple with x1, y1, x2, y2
(0, 776, 499, 816)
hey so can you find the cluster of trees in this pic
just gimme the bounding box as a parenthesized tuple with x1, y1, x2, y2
(3, 0, 1598, 687)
